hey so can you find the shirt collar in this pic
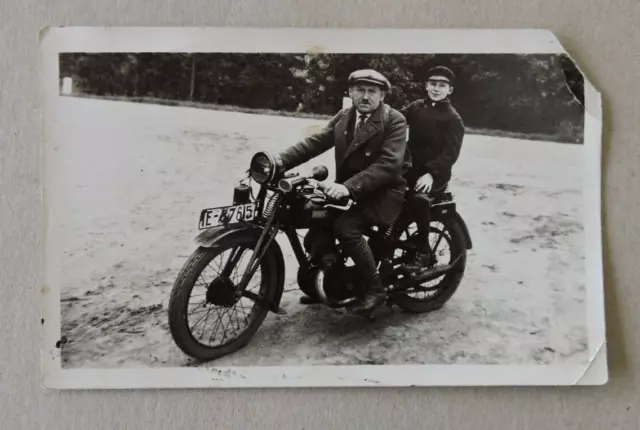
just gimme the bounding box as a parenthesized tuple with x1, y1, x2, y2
(425, 97, 450, 108)
(356, 111, 369, 121)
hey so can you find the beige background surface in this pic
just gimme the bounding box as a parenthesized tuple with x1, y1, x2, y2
(1, 0, 638, 428)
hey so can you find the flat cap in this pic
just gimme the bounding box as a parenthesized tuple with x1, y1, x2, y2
(426, 66, 455, 84)
(348, 69, 391, 90)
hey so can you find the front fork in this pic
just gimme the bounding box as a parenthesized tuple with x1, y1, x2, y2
(284, 227, 311, 271)
(232, 194, 282, 299)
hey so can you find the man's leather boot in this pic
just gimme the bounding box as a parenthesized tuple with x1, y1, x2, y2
(352, 275, 386, 314)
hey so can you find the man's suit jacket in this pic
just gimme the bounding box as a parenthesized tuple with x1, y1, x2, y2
(278, 102, 408, 226)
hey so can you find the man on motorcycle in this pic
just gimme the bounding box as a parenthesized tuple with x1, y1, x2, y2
(398, 66, 465, 273)
(275, 69, 408, 315)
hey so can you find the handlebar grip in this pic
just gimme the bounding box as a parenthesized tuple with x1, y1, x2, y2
(316, 182, 350, 202)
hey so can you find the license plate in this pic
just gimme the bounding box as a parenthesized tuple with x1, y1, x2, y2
(198, 202, 258, 229)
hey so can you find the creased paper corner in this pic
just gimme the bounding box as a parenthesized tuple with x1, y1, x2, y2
(552, 32, 603, 124)
(574, 340, 608, 385)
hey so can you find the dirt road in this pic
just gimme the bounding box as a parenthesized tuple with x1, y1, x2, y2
(50, 97, 588, 368)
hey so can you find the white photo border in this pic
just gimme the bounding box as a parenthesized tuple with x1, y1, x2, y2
(39, 27, 607, 389)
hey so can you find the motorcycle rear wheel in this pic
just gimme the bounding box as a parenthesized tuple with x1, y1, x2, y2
(393, 219, 467, 313)
(168, 236, 278, 362)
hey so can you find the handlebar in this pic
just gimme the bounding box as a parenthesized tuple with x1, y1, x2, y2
(314, 181, 355, 210)
(278, 174, 354, 211)
(324, 200, 355, 211)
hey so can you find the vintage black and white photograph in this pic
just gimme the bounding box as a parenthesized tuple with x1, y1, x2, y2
(40, 28, 606, 388)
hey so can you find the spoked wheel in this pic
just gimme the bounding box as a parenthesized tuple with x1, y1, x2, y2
(168, 236, 277, 362)
(392, 219, 467, 313)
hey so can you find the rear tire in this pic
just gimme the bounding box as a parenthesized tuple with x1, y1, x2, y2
(393, 219, 467, 313)
(168, 236, 278, 362)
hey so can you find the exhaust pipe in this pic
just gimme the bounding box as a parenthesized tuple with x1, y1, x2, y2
(314, 269, 330, 304)
(397, 255, 463, 289)
(314, 269, 358, 308)
(411, 264, 453, 283)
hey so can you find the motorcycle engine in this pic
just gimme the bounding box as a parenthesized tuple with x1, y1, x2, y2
(303, 229, 362, 305)
(303, 229, 339, 266)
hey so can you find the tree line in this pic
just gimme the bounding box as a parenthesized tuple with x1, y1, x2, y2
(59, 52, 585, 143)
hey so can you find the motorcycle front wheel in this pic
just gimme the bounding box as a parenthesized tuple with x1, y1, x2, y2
(168, 236, 278, 362)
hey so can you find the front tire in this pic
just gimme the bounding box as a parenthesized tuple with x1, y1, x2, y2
(168, 236, 278, 362)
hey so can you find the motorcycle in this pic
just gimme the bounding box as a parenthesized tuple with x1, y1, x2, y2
(168, 150, 473, 362)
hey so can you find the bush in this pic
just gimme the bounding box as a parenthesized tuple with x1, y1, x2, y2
(59, 52, 585, 143)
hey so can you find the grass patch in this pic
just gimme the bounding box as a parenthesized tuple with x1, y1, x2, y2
(465, 127, 582, 144)
(61, 93, 582, 144)
(63, 93, 334, 121)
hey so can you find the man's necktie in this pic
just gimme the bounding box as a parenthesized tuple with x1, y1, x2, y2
(356, 114, 367, 133)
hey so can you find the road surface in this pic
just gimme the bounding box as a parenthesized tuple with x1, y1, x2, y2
(49, 97, 589, 368)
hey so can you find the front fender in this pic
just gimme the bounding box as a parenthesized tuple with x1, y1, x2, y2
(194, 224, 286, 313)
(195, 223, 259, 248)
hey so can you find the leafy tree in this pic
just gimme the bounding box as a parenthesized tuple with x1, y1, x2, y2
(58, 52, 585, 142)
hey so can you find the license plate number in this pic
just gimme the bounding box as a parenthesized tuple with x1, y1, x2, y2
(198, 202, 258, 229)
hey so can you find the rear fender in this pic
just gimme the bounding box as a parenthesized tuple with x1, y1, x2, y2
(430, 203, 473, 250)
(194, 224, 286, 313)
(453, 211, 473, 250)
